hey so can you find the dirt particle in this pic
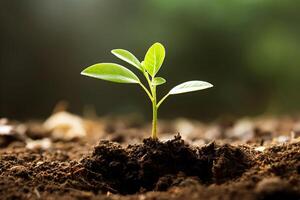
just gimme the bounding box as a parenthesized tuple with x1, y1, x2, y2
(10, 165, 30, 179)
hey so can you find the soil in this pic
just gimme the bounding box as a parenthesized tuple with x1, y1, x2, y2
(0, 114, 300, 200)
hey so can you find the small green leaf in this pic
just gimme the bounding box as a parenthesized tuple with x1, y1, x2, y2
(111, 49, 143, 71)
(152, 77, 166, 86)
(143, 42, 165, 76)
(169, 81, 213, 95)
(81, 63, 140, 84)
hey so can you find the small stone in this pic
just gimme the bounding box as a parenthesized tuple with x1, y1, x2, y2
(26, 138, 52, 150)
(254, 146, 266, 152)
(43, 111, 87, 140)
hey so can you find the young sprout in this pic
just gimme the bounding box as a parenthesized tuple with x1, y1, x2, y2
(81, 42, 213, 139)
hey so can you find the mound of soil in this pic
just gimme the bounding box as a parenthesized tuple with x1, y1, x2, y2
(80, 135, 251, 194)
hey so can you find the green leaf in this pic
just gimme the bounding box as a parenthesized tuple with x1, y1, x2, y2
(111, 49, 143, 71)
(152, 77, 166, 86)
(143, 42, 165, 76)
(81, 63, 140, 84)
(169, 81, 213, 95)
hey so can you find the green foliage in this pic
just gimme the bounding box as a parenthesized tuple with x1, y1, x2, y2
(169, 81, 213, 95)
(81, 63, 140, 84)
(81, 42, 213, 139)
(111, 49, 143, 71)
(143, 43, 165, 77)
(152, 77, 166, 86)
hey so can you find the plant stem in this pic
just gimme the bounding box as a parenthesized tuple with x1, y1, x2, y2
(157, 93, 170, 109)
(139, 82, 153, 101)
(151, 85, 158, 139)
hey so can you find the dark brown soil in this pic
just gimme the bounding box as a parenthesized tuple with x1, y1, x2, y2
(80, 134, 251, 194)
(0, 115, 300, 200)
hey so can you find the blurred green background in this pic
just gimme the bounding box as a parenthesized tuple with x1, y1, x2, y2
(1, 0, 300, 120)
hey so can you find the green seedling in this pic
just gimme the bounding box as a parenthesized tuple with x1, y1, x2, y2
(81, 42, 213, 139)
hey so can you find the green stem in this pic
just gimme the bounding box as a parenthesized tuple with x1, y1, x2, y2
(144, 71, 152, 88)
(142, 71, 158, 139)
(157, 93, 170, 109)
(151, 85, 158, 139)
(139, 82, 153, 101)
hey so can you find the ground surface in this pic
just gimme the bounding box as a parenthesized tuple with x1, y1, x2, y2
(0, 112, 300, 200)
